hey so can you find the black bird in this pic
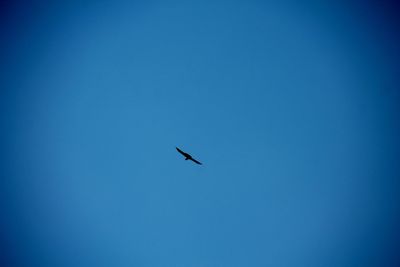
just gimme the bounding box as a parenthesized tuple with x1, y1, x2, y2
(176, 147, 202, 165)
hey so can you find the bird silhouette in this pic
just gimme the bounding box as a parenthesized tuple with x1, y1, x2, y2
(176, 147, 202, 165)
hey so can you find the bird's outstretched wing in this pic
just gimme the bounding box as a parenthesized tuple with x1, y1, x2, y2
(190, 158, 202, 165)
(176, 147, 190, 158)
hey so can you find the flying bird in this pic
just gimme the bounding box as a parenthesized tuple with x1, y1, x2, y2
(176, 147, 202, 165)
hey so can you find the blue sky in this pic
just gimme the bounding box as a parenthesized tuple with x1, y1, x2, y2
(1, 1, 400, 266)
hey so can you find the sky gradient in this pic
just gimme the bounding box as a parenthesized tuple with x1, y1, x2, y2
(1, 1, 400, 266)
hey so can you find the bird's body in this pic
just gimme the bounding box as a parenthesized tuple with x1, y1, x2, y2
(176, 147, 202, 165)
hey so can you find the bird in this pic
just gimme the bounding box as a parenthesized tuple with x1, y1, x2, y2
(176, 147, 202, 165)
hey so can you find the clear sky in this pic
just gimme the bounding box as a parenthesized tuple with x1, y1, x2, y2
(1, 1, 400, 266)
